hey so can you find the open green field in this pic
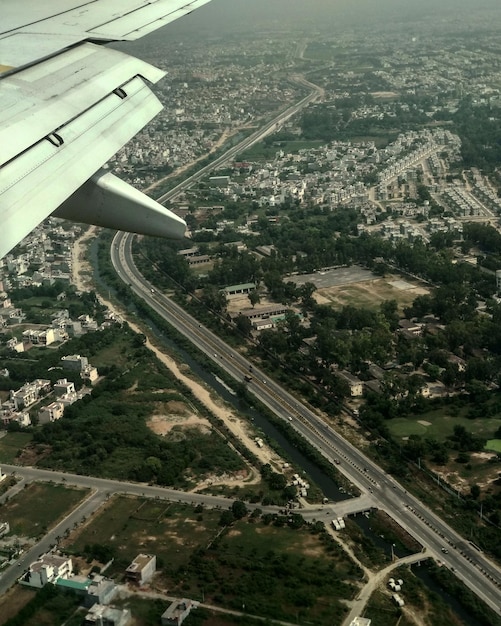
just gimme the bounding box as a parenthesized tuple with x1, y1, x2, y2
(387, 413, 501, 442)
(317, 275, 429, 313)
(1, 483, 89, 539)
(0, 432, 33, 463)
(89, 332, 137, 369)
(486, 439, 501, 453)
(67, 496, 362, 625)
(68, 496, 223, 574)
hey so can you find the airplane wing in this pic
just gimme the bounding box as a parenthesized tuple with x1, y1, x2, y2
(0, 0, 213, 259)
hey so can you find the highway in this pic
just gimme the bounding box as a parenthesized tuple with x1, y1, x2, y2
(111, 229, 501, 615)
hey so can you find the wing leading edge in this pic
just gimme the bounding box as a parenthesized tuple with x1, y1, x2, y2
(0, 0, 214, 259)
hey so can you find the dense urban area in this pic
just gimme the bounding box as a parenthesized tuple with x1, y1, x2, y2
(1, 3, 501, 626)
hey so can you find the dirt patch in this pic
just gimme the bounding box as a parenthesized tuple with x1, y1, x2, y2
(287, 534, 324, 558)
(147, 414, 211, 436)
(472, 451, 497, 461)
(17, 443, 52, 466)
(0, 586, 36, 625)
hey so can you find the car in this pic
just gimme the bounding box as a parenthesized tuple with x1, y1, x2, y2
(441, 547, 449, 554)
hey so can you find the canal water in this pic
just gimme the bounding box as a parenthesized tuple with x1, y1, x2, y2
(143, 318, 351, 503)
(411, 562, 483, 626)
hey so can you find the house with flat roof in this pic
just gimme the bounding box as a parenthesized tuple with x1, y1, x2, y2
(38, 401, 64, 425)
(161, 599, 197, 626)
(222, 283, 255, 297)
(23, 554, 73, 588)
(125, 554, 156, 585)
(84, 604, 131, 626)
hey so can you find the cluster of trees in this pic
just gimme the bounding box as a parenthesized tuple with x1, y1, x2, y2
(180, 520, 357, 624)
(9, 284, 105, 325)
(30, 338, 244, 486)
(448, 99, 501, 172)
(140, 203, 501, 411)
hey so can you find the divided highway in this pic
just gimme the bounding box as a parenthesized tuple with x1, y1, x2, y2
(112, 231, 501, 615)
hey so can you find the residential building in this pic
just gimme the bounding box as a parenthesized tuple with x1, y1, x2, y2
(82, 364, 99, 384)
(1, 408, 31, 428)
(61, 355, 89, 371)
(38, 401, 65, 424)
(125, 554, 156, 585)
(337, 371, 364, 397)
(23, 554, 73, 588)
(161, 599, 196, 626)
(84, 604, 131, 626)
(85, 576, 118, 608)
(54, 379, 76, 397)
(10, 379, 50, 410)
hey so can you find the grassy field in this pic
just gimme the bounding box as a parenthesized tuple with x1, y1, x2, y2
(0, 432, 33, 463)
(90, 332, 138, 369)
(66, 496, 362, 625)
(486, 439, 501, 453)
(316, 275, 429, 313)
(0, 587, 36, 626)
(1, 483, 89, 539)
(67, 496, 223, 575)
(387, 414, 501, 442)
(0, 587, 82, 626)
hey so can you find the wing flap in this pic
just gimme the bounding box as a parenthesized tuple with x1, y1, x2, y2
(0, 75, 162, 259)
(0, 43, 164, 167)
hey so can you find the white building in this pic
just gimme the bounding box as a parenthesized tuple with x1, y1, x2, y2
(38, 401, 65, 425)
(24, 554, 73, 588)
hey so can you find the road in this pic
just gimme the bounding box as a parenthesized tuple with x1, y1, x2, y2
(111, 230, 501, 615)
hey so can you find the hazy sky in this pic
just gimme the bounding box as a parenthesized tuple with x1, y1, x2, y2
(166, 0, 501, 34)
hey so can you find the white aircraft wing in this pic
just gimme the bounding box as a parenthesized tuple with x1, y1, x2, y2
(0, 0, 213, 259)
